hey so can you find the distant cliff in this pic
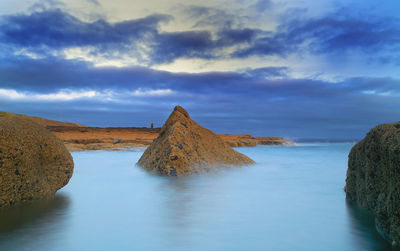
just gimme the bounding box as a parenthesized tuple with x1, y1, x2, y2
(346, 121, 400, 245)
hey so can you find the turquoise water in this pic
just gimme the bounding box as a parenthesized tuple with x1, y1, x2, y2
(0, 143, 397, 250)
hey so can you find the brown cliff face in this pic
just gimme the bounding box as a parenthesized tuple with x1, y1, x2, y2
(0, 115, 74, 207)
(345, 121, 400, 245)
(137, 106, 255, 176)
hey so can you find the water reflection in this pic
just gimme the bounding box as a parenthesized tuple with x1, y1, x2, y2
(346, 201, 400, 251)
(161, 177, 193, 228)
(0, 194, 70, 251)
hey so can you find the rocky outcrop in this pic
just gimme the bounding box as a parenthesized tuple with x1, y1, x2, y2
(0, 111, 84, 127)
(219, 134, 294, 147)
(345, 121, 400, 245)
(0, 115, 74, 207)
(137, 106, 255, 176)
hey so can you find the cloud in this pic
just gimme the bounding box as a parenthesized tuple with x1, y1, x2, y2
(151, 31, 216, 63)
(132, 88, 174, 97)
(87, 0, 101, 6)
(29, 0, 65, 12)
(0, 87, 176, 102)
(0, 9, 259, 64)
(252, 0, 273, 12)
(184, 6, 238, 29)
(150, 27, 262, 63)
(35, 90, 99, 100)
(0, 88, 101, 101)
(0, 89, 26, 99)
(0, 54, 399, 139)
(244, 67, 289, 78)
(0, 9, 171, 53)
(281, 13, 400, 54)
(0, 7, 398, 65)
(233, 35, 288, 57)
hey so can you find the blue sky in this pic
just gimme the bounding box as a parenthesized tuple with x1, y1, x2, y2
(0, 0, 399, 140)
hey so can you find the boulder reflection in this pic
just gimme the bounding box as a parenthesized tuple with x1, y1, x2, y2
(346, 201, 400, 251)
(0, 194, 70, 250)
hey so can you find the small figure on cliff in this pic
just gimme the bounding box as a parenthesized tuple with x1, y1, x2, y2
(151, 123, 154, 129)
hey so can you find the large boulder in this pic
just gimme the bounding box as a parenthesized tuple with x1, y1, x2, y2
(0, 115, 74, 207)
(345, 121, 400, 244)
(137, 106, 254, 176)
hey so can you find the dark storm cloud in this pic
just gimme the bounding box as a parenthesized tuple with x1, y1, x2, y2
(151, 28, 261, 63)
(217, 28, 259, 45)
(0, 9, 260, 64)
(282, 13, 400, 53)
(2, 53, 400, 99)
(0, 9, 171, 51)
(233, 35, 288, 57)
(234, 12, 400, 57)
(0, 53, 288, 93)
(151, 31, 216, 63)
(1, 7, 398, 64)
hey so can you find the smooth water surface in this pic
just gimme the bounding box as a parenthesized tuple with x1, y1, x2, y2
(0, 143, 397, 250)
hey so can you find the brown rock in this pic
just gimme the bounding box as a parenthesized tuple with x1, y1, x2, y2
(254, 137, 294, 146)
(137, 106, 254, 176)
(0, 111, 84, 127)
(345, 121, 400, 244)
(0, 115, 74, 207)
(218, 134, 294, 147)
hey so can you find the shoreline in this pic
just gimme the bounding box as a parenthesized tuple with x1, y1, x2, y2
(46, 126, 294, 152)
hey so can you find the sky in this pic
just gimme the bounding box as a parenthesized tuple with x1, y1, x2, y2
(0, 0, 399, 140)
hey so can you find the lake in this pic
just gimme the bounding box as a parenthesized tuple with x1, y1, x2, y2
(0, 143, 398, 250)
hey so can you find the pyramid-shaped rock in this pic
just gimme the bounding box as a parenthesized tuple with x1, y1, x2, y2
(137, 106, 254, 176)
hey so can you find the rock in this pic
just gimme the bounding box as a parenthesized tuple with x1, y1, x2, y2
(345, 121, 400, 244)
(0, 115, 74, 207)
(218, 134, 294, 147)
(0, 111, 84, 127)
(137, 106, 255, 176)
(254, 137, 294, 146)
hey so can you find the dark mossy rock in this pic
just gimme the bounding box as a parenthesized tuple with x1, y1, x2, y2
(137, 106, 254, 176)
(346, 121, 400, 245)
(0, 115, 74, 207)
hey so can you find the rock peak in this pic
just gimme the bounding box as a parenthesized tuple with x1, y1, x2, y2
(172, 105, 190, 119)
(138, 106, 254, 176)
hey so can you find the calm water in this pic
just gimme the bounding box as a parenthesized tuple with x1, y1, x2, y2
(0, 143, 398, 251)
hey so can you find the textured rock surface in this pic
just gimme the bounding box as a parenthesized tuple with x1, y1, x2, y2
(137, 106, 255, 176)
(345, 121, 400, 244)
(219, 134, 294, 147)
(0, 111, 84, 127)
(0, 115, 74, 207)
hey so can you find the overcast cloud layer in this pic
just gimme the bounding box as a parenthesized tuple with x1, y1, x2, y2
(0, 0, 399, 139)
